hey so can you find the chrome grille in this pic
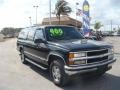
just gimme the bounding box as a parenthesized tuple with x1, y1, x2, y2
(87, 49, 108, 64)
(87, 56, 108, 63)
(87, 49, 108, 56)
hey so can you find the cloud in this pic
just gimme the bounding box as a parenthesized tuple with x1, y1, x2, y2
(111, 0, 120, 8)
(0, 0, 120, 30)
(87, 0, 120, 25)
(0, 0, 49, 29)
(0, 0, 4, 4)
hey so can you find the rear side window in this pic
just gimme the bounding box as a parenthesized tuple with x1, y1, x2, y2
(27, 29, 36, 41)
(18, 29, 29, 39)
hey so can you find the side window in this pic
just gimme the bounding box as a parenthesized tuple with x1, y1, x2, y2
(18, 29, 29, 39)
(34, 29, 44, 40)
(27, 29, 36, 41)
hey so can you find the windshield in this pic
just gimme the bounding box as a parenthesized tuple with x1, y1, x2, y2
(45, 26, 84, 41)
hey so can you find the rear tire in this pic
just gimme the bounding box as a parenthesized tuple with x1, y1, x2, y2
(20, 50, 28, 64)
(50, 60, 69, 87)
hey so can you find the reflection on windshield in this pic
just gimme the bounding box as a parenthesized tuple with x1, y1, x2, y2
(45, 26, 84, 41)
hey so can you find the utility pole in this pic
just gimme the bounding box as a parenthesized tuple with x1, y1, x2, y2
(76, 2, 79, 27)
(49, 0, 66, 25)
(49, 0, 52, 25)
(29, 16, 32, 26)
(33, 5, 39, 25)
(111, 20, 113, 31)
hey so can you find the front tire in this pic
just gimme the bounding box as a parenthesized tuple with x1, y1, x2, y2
(20, 50, 28, 64)
(50, 60, 68, 86)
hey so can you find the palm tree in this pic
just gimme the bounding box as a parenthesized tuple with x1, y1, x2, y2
(94, 21, 103, 31)
(55, 0, 72, 24)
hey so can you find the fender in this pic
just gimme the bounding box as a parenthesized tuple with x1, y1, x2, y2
(17, 44, 24, 51)
(17, 39, 24, 51)
(47, 51, 67, 65)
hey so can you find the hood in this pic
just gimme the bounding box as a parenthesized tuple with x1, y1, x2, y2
(49, 39, 112, 52)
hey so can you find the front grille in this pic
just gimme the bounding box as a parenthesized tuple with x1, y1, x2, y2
(87, 56, 108, 63)
(87, 49, 108, 64)
(87, 49, 108, 56)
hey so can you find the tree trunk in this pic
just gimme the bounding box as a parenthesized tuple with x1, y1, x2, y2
(58, 15, 61, 25)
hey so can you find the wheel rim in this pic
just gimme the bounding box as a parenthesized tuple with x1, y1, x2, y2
(52, 65, 61, 82)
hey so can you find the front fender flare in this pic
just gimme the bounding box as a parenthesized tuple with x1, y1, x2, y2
(47, 52, 67, 65)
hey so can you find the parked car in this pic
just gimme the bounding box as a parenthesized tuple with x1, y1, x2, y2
(102, 31, 113, 36)
(85, 36, 98, 40)
(17, 25, 116, 86)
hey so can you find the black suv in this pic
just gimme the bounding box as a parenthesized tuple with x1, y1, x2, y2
(17, 25, 116, 86)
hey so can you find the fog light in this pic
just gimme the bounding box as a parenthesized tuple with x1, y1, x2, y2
(74, 60, 86, 65)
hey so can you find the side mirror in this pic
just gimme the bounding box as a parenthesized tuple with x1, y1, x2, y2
(34, 39, 47, 44)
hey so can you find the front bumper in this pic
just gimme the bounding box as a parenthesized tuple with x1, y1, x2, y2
(64, 58, 116, 75)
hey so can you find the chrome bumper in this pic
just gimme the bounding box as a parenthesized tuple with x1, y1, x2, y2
(64, 59, 116, 75)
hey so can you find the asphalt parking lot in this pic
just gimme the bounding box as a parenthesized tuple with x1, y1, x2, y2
(0, 37, 120, 90)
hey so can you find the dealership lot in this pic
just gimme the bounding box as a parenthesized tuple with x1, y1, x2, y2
(0, 37, 120, 90)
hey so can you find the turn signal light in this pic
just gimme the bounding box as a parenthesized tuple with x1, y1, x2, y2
(69, 53, 74, 59)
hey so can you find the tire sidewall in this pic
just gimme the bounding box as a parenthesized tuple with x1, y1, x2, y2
(20, 50, 27, 64)
(50, 60, 68, 86)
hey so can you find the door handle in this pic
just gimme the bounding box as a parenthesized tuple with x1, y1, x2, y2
(36, 44, 43, 48)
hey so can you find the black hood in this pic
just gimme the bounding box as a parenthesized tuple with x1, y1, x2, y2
(49, 39, 112, 52)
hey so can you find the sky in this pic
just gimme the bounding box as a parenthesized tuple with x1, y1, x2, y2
(0, 0, 120, 30)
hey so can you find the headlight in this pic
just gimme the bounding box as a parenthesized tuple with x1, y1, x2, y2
(68, 52, 87, 65)
(69, 52, 86, 59)
(108, 48, 114, 54)
(74, 52, 86, 57)
(108, 48, 114, 59)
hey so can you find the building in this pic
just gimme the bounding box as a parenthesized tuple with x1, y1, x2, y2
(42, 16, 82, 28)
(0, 34, 5, 42)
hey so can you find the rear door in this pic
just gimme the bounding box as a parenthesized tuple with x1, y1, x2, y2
(23, 28, 37, 60)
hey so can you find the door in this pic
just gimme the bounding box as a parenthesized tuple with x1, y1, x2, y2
(23, 28, 36, 61)
(33, 29, 49, 65)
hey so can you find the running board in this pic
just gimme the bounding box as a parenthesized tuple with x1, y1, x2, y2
(25, 58, 47, 70)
